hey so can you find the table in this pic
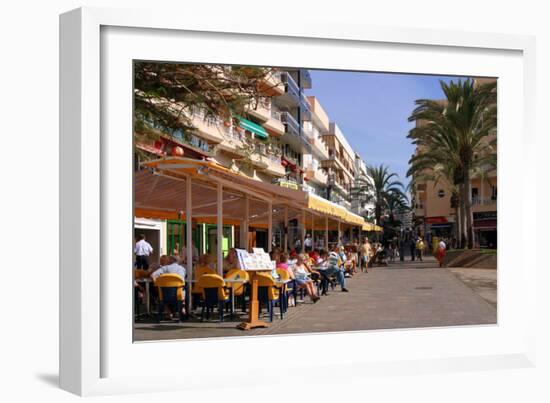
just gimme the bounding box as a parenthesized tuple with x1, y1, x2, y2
(236, 269, 273, 330)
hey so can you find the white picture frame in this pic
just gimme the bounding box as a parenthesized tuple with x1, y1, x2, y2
(60, 6, 537, 396)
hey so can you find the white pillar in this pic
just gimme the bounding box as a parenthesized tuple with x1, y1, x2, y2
(217, 182, 223, 276)
(301, 210, 306, 253)
(244, 194, 249, 251)
(337, 219, 342, 247)
(284, 207, 289, 253)
(186, 177, 193, 311)
(325, 216, 329, 251)
(268, 201, 273, 253)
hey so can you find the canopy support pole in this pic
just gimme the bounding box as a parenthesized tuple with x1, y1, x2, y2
(186, 176, 193, 312)
(246, 194, 250, 251)
(267, 201, 273, 253)
(309, 212, 313, 249)
(325, 216, 329, 251)
(217, 183, 223, 276)
(284, 207, 288, 253)
(338, 219, 342, 247)
(301, 210, 306, 253)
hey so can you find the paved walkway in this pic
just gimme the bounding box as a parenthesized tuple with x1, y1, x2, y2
(134, 257, 496, 341)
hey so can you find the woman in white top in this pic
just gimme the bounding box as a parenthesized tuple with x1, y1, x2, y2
(293, 254, 320, 302)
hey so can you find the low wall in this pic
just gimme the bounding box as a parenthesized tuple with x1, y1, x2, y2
(443, 249, 497, 269)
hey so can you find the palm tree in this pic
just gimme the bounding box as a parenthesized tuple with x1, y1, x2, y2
(352, 164, 407, 225)
(408, 78, 496, 248)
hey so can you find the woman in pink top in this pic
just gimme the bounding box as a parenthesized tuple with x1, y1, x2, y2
(276, 253, 292, 276)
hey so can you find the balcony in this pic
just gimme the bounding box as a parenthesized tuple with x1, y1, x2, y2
(471, 196, 497, 213)
(263, 110, 285, 136)
(263, 153, 286, 177)
(216, 126, 247, 158)
(279, 73, 312, 115)
(300, 69, 312, 89)
(280, 72, 301, 105)
(259, 71, 285, 96)
(189, 111, 226, 143)
(272, 177, 300, 190)
(307, 96, 330, 132)
(247, 98, 271, 122)
(280, 112, 301, 137)
(305, 166, 328, 185)
(305, 131, 329, 160)
(329, 177, 349, 195)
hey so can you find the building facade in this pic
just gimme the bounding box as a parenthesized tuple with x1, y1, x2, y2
(134, 66, 369, 256)
(410, 78, 497, 248)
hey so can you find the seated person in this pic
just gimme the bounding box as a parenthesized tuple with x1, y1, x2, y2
(308, 249, 320, 262)
(146, 254, 170, 275)
(343, 250, 354, 276)
(223, 248, 240, 274)
(315, 249, 349, 294)
(150, 255, 186, 281)
(150, 255, 187, 318)
(276, 253, 292, 275)
(293, 254, 320, 302)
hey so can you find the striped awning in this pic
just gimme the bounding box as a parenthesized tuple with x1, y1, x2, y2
(236, 115, 269, 139)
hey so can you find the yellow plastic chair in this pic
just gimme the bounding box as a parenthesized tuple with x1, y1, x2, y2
(191, 266, 216, 296)
(197, 274, 231, 322)
(224, 269, 250, 312)
(276, 268, 296, 310)
(154, 274, 185, 322)
(257, 273, 282, 322)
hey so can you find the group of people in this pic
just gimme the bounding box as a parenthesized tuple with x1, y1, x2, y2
(270, 246, 351, 304)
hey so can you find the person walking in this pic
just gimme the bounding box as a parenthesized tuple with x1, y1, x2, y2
(359, 237, 372, 273)
(416, 238, 425, 262)
(398, 237, 405, 262)
(135, 234, 154, 269)
(437, 238, 447, 267)
(409, 236, 416, 261)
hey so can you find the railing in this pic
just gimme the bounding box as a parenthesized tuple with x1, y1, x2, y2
(187, 134, 211, 153)
(300, 92, 311, 110)
(281, 72, 301, 101)
(471, 196, 497, 206)
(280, 112, 301, 136)
(272, 178, 300, 190)
(271, 110, 282, 121)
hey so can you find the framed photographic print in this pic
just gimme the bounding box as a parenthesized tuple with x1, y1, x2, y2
(60, 6, 536, 396)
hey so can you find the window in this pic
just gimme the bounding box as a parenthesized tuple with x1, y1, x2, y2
(491, 186, 497, 200)
(471, 187, 479, 203)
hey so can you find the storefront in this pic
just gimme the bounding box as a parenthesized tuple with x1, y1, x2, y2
(473, 212, 497, 248)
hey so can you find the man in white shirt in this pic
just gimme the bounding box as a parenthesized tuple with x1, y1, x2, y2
(134, 234, 154, 269)
(304, 234, 313, 252)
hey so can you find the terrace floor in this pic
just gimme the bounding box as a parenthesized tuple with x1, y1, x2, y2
(134, 256, 497, 342)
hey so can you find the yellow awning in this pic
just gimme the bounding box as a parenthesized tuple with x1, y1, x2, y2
(307, 194, 366, 226)
(307, 194, 342, 216)
(362, 223, 374, 231)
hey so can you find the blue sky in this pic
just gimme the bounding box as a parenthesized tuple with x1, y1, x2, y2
(304, 70, 465, 190)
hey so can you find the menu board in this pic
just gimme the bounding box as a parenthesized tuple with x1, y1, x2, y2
(235, 248, 274, 271)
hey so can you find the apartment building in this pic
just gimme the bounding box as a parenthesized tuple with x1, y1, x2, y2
(351, 154, 375, 220)
(410, 78, 497, 248)
(302, 96, 330, 197)
(321, 122, 356, 210)
(134, 65, 369, 255)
